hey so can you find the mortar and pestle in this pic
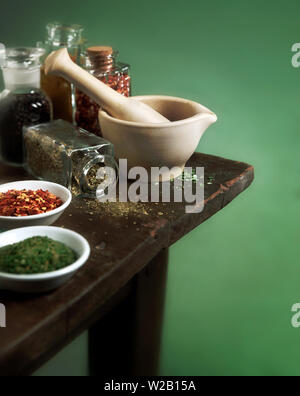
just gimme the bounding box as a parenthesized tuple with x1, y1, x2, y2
(45, 48, 217, 181)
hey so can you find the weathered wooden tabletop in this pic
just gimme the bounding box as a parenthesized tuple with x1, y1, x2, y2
(0, 153, 254, 376)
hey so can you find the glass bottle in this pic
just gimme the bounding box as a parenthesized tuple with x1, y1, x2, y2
(24, 119, 118, 199)
(0, 44, 5, 91)
(39, 23, 84, 123)
(0, 47, 52, 166)
(75, 46, 131, 136)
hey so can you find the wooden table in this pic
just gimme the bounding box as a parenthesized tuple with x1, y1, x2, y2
(0, 153, 254, 376)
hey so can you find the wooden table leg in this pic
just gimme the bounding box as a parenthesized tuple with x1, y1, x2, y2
(89, 248, 169, 376)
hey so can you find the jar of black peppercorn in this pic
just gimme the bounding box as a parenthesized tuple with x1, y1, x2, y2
(75, 46, 131, 136)
(0, 47, 52, 166)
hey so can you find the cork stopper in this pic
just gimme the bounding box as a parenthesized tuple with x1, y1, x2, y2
(86, 46, 115, 72)
(87, 46, 113, 57)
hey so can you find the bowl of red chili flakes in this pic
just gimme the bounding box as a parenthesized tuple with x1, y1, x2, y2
(0, 181, 72, 230)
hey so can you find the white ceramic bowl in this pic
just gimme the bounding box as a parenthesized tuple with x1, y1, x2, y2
(0, 180, 72, 230)
(0, 226, 90, 293)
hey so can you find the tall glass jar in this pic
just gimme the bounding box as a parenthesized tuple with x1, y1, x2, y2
(75, 46, 131, 136)
(39, 23, 84, 123)
(0, 47, 52, 166)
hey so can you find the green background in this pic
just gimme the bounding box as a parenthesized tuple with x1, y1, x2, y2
(1, 0, 300, 376)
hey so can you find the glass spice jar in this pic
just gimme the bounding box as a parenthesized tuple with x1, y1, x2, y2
(75, 46, 131, 136)
(0, 47, 52, 166)
(39, 23, 84, 123)
(24, 120, 118, 199)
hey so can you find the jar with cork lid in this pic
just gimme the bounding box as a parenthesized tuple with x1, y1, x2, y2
(75, 46, 131, 136)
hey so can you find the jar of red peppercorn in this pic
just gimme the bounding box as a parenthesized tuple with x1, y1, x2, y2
(75, 46, 131, 136)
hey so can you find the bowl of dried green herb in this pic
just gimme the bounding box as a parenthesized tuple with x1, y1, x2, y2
(0, 180, 72, 230)
(0, 226, 90, 293)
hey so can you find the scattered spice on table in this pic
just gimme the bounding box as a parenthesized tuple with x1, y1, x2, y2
(0, 236, 77, 274)
(0, 189, 63, 217)
(75, 198, 177, 223)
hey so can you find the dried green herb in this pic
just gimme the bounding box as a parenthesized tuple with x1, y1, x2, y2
(0, 236, 77, 275)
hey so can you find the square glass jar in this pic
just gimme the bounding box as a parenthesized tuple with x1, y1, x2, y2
(24, 119, 118, 198)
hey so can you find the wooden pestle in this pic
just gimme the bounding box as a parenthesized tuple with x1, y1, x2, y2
(45, 48, 169, 124)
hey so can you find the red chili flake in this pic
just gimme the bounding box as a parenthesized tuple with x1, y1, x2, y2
(0, 189, 63, 217)
(75, 73, 131, 136)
